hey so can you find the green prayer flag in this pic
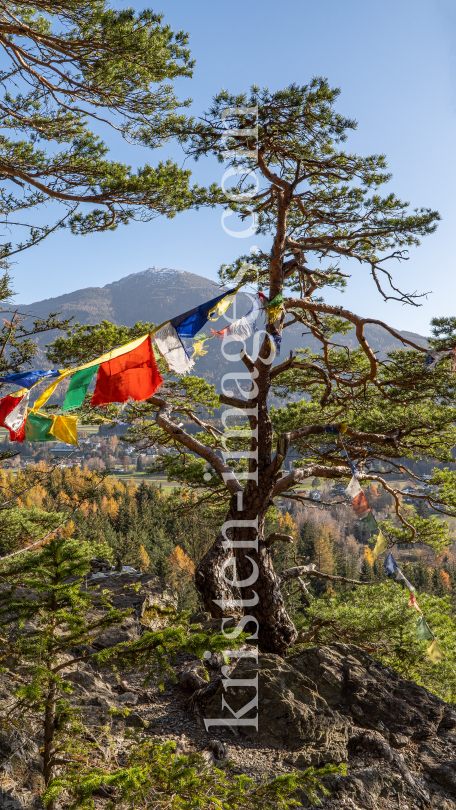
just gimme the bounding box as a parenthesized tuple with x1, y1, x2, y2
(372, 530, 388, 558)
(362, 511, 379, 535)
(25, 412, 55, 442)
(62, 365, 99, 411)
(416, 615, 434, 641)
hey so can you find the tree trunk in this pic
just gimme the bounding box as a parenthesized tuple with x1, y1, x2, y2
(195, 497, 297, 654)
(43, 679, 56, 802)
(195, 528, 233, 618)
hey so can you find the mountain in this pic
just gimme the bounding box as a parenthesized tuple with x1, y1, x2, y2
(18, 266, 429, 387)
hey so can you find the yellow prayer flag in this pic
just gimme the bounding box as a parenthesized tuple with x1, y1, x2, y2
(372, 530, 388, 559)
(426, 637, 444, 664)
(50, 414, 78, 446)
(208, 292, 237, 320)
(192, 338, 209, 357)
(32, 371, 72, 413)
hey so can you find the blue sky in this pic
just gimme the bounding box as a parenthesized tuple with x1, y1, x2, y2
(12, 0, 456, 335)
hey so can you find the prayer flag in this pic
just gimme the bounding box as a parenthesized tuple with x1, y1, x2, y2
(154, 322, 195, 374)
(32, 372, 73, 413)
(211, 297, 261, 342)
(372, 530, 388, 558)
(345, 475, 362, 499)
(228, 298, 261, 341)
(426, 637, 444, 663)
(50, 414, 78, 446)
(408, 593, 422, 613)
(424, 351, 448, 371)
(25, 412, 55, 442)
(416, 615, 433, 641)
(0, 392, 28, 442)
(63, 365, 99, 411)
(91, 336, 162, 406)
(186, 338, 209, 358)
(384, 553, 399, 576)
(362, 511, 379, 534)
(0, 369, 60, 389)
(266, 293, 285, 322)
(171, 288, 237, 338)
(269, 333, 282, 355)
(351, 491, 371, 517)
(394, 569, 415, 592)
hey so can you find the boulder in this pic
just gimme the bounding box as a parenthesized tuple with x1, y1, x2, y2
(289, 643, 456, 740)
(204, 653, 349, 766)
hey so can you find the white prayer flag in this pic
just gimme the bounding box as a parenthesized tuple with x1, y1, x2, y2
(154, 322, 195, 375)
(345, 475, 362, 499)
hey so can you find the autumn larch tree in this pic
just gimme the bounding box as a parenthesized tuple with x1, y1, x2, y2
(49, 80, 456, 655)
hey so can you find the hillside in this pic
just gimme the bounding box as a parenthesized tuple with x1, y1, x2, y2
(18, 266, 429, 387)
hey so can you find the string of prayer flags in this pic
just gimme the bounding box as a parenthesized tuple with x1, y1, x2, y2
(171, 288, 237, 339)
(0, 369, 60, 389)
(154, 321, 195, 375)
(407, 592, 422, 613)
(372, 530, 388, 558)
(426, 637, 444, 663)
(62, 365, 99, 411)
(91, 335, 162, 406)
(351, 491, 371, 518)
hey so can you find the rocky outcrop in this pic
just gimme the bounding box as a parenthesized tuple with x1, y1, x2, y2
(205, 653, 349, 767)
(289, 643, 456, 740)
(204, 643, 456, 808)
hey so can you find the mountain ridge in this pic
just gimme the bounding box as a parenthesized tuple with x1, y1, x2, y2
(17, 266, 429, 385)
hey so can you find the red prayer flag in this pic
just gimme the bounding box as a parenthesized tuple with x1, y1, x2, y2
(0, 394, 26, 443)
(407, 592, 422, 613)
(91, 336, 163, 406)
(351, 491, 371, 517)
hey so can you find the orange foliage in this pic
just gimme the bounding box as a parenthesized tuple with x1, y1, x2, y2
(168, 546, 195, 578)
(440, 570, 452, 591)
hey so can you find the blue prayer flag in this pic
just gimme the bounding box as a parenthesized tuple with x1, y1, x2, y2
(171, 289, 236, 339)
(0, 369, 60, 389)
(384, 553, 399, 576)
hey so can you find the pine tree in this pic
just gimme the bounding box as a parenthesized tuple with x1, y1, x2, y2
(49, 80, 456, 654)
(0, 1, 202, 266)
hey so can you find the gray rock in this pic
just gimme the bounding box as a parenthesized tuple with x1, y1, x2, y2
(117, 691, 138, 705)
(94, 617, 140, 649)
(390, 733, 410, 748)
(125, 712, 149, 729)
(204, 653, 349, 766)
(289, 643, 456, 740)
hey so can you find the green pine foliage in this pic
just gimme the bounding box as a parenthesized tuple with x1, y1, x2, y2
(44, 737, 343, 809)
(294, 581, 456, 704)
(0, 0, 208, 263)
